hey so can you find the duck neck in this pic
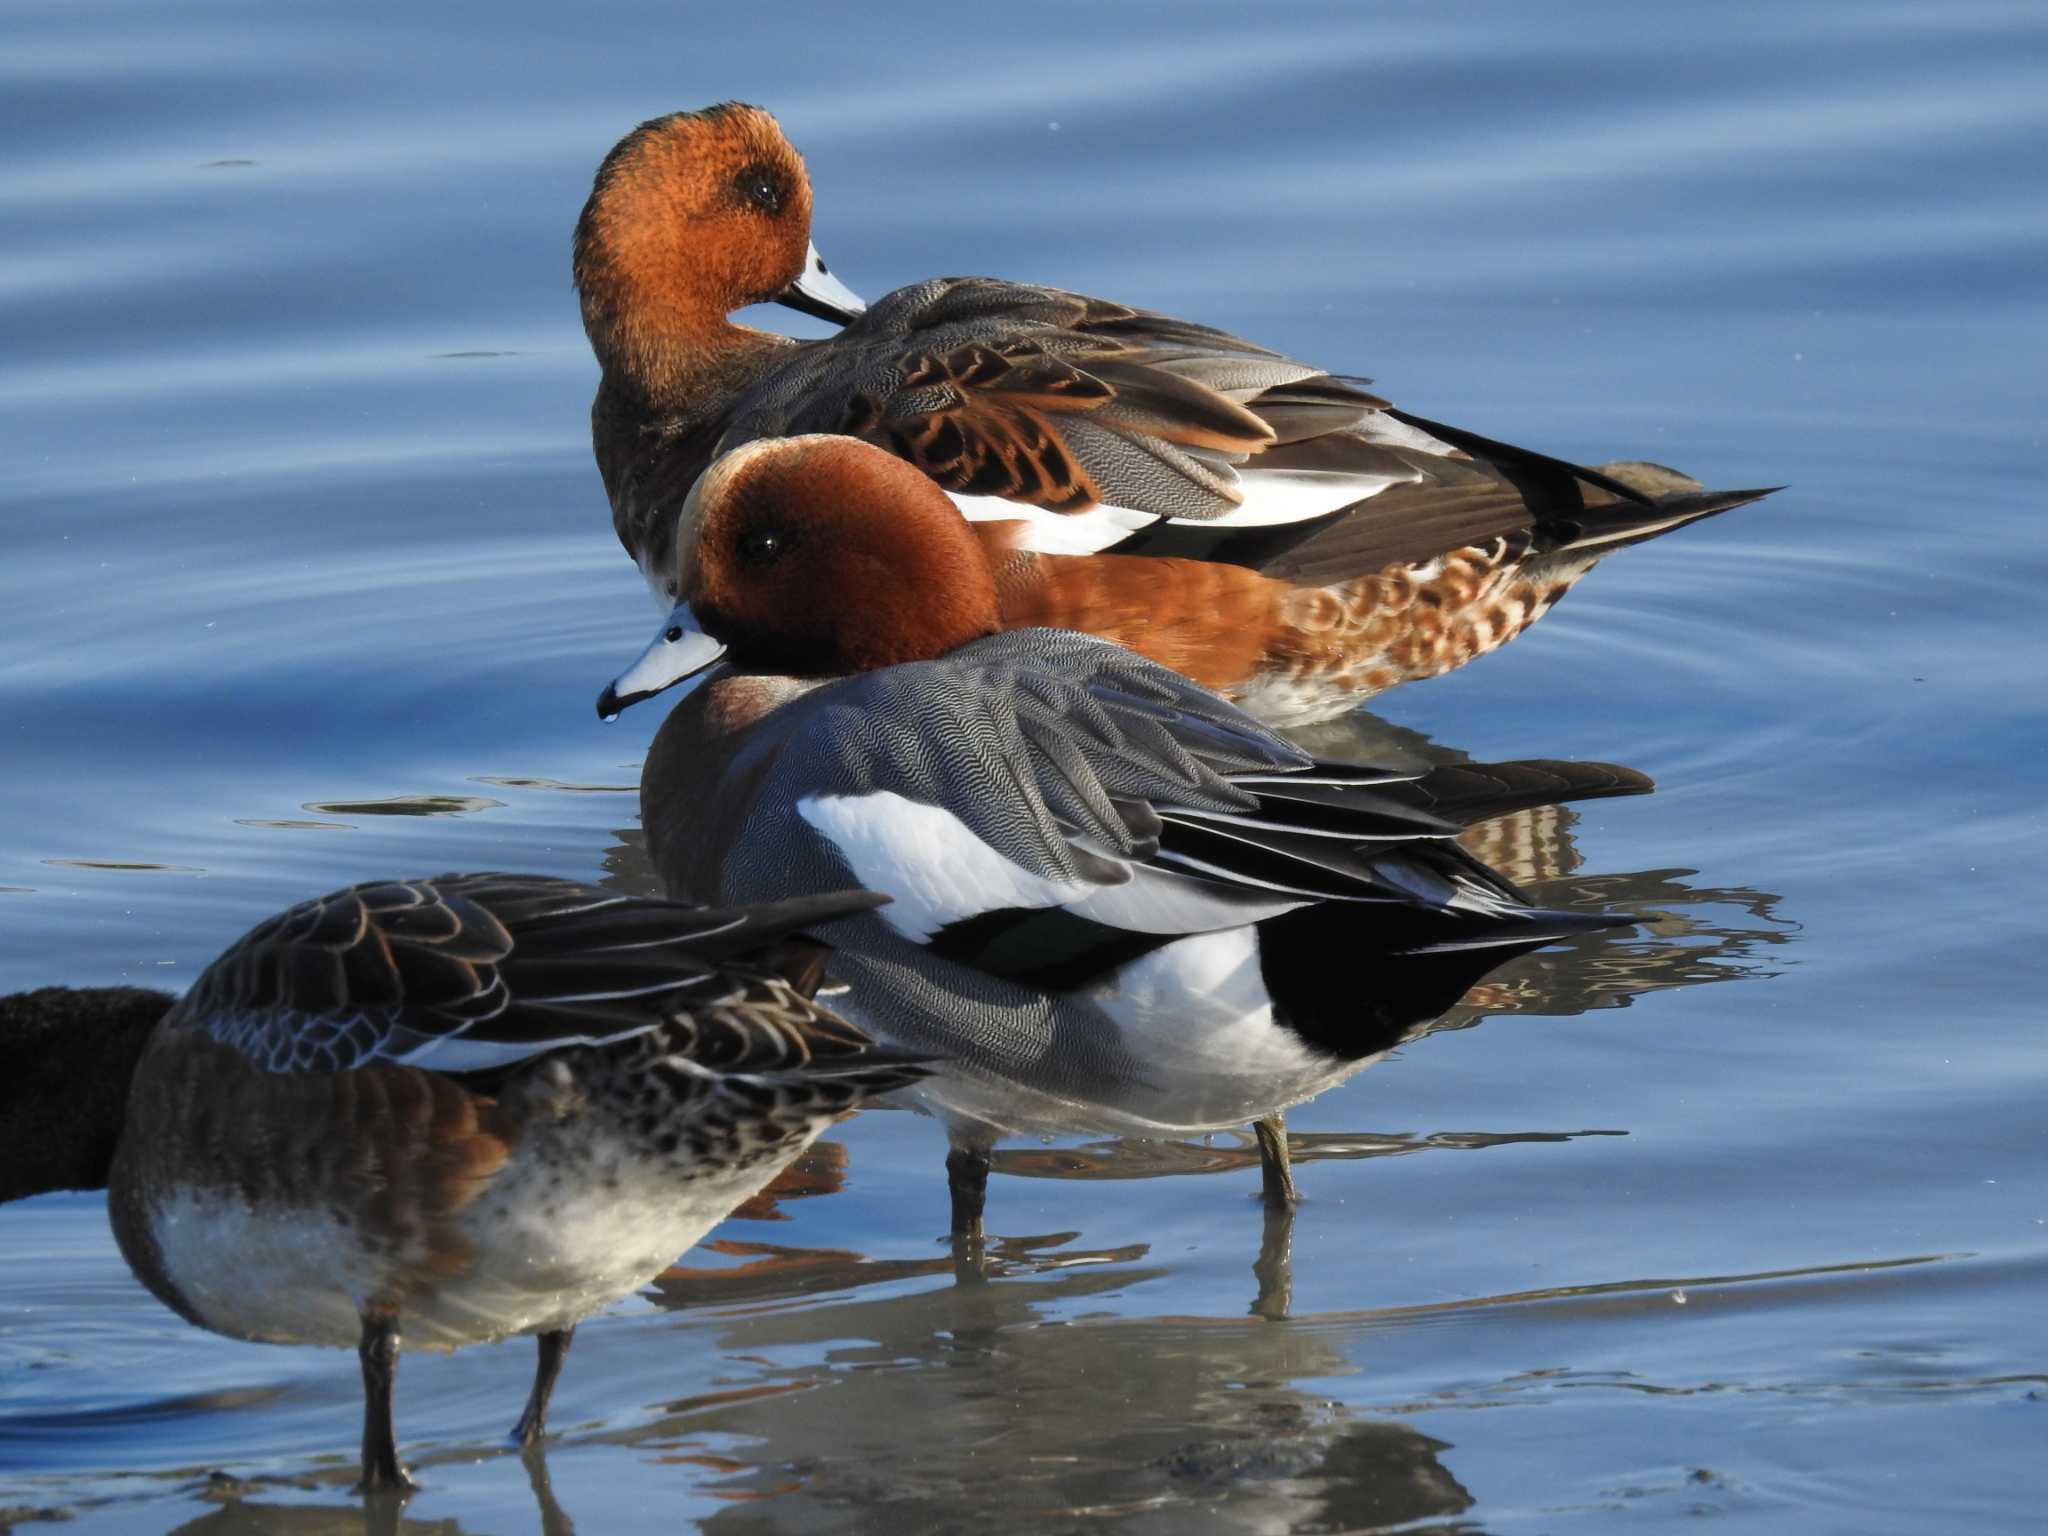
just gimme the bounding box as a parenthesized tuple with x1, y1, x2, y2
(0, 987, 173, 1202)
(577, 255, 790, 411)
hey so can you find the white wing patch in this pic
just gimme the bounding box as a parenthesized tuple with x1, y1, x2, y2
(949, 493, 1156, 555)
(948, 463, 1418, 556)
(797, 792, 1098, 943)
(798, 792, 1313, 946)
(1195, 464, 1419, 528)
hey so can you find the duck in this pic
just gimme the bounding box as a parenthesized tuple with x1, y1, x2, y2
(0, 875, 926, 1495)
(575, 103, 1774, 726)
(618, 434, 1645, 1235)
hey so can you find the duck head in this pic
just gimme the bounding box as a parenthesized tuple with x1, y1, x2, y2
(599, 436, 1003, 717)
(574, 103, 864, 391)
(0, 986, 174, 1203)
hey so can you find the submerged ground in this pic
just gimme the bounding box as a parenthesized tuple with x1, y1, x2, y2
(3, 2, 2045, 1531)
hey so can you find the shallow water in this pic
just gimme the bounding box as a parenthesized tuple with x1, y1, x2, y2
(3, 1, 2045, 1531)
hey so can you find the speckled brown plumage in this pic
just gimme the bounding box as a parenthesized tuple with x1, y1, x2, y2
(981, 528, 1599, 726)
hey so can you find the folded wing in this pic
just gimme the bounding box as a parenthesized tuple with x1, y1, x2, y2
(176, 875, 891, 1075)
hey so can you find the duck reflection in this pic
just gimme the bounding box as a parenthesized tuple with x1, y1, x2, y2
(634, 1258, 1476, 1533)
(153, 1444, 575, 1536)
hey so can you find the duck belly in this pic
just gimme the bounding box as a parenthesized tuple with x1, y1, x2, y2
(414, 1125, 805, 1349)
(841, 929, 1368, 1143)
(108, 1028, 832, 1353)
(132, 1188, 386, 1348)
(127, 1128, 812, 1352)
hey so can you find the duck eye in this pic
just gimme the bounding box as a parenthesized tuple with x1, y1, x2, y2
(734, 165, 784, 215)
(737, 526, 788, 565)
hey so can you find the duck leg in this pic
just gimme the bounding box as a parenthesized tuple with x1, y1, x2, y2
(354, 1310, 417, 1495)
(946, 1143, 993, 1240)
(510, 1326, 576, 1446)
(1253, 1112, 1298, 1210)
(947, 1142, 993, 1284)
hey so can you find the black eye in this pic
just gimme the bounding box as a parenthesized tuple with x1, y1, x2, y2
(733, 164, 784, 215)
(737, 526, 788, 565)
(664, 625, 683, 642)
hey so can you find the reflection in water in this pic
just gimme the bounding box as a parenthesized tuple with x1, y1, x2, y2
(38, 858, 208, 874)
(33, 1424, 577, 1536)
(1284, 711, 1794, 1025)
(163, 1489, 436, 1536)
(297, 794, 506, 819)
(640, 1262, 1471, 1533)
(627, 1245, 1962, 1535)
(94, 1249, 1965, 1536)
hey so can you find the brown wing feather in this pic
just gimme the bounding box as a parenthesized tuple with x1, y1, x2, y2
(175, 875, 890, 1074)
(850, 337, 1278, 510)
(732, 278, 1360, 520)
(1257, 478, 1569, 586)
(881, 345, 1110, 510)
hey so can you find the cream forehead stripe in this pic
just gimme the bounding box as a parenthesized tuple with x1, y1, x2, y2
(674, 445, 765, 586)
(679, 436, 873, 576)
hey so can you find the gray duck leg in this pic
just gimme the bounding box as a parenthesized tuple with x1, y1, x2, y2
(947, 1142, 993, 1283)
(1254, 1112, 1298, 1210)
(511, 1325, 575, 1446)
(946, 1143, 992, 1239)
(354, 1310, 417, 1495)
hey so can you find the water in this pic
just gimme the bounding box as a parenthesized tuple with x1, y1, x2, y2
(3, 1, 2045, 1530)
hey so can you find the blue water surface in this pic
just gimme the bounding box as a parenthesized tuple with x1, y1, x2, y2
(3, 2, 2045, 1532)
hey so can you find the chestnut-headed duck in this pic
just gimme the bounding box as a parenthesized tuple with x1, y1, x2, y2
(0, 876, 924, 1494)
(615, 442, 1644, 1232)
(574, 104, 1774, 725)
(597, 436, 1712, 727)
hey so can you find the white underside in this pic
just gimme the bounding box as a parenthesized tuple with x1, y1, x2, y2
(865, 926, 1365, 1142)
(1088, 925, 1345, 1117)
(145, 1130, 815, 1352)
(794, 794, 1363, 1137)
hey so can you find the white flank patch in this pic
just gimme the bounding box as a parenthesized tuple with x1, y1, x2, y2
(1092, 927, 1331, 1095)
(798, 792, 1098, 942)
(949, 493, 1156, 555)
